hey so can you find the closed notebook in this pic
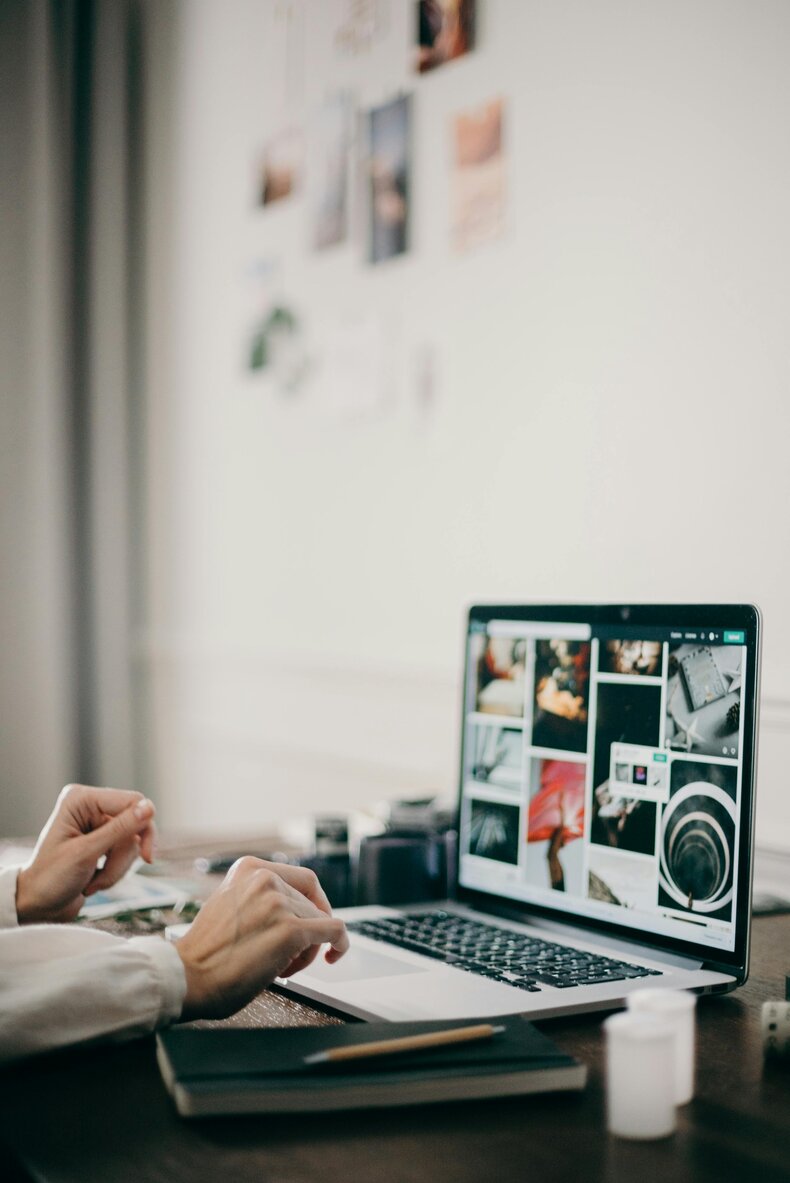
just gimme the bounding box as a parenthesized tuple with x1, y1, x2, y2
(156, 1015, 586, 1117)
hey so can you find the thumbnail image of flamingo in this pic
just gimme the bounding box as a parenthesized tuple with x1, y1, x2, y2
(527, 760, 586, 891)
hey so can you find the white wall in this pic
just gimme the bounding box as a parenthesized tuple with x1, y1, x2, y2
(143, 0, 790, 845)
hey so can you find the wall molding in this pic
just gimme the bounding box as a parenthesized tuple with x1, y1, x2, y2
(758, 696, 790, 731)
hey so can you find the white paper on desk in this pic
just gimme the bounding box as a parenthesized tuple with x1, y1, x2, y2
(78, 872, 189, 920)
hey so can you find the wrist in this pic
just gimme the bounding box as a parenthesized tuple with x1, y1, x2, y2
(14, 867, 38, 925)
(175, 940, 231, 1022)
(175, 943, 202, 1021)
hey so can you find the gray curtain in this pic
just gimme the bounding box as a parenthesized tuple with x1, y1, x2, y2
(0, 0, 145, 833)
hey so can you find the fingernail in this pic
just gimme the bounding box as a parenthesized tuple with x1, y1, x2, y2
(134, 798, 153, 818)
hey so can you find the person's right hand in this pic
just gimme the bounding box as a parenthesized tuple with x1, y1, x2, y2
(15, 784, 156, 924)
(175, 857, 349, 1021)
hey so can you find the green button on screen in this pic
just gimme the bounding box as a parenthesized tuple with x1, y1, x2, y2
(724, 630, 745, 644)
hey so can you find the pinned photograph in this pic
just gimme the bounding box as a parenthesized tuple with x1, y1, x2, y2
(335, 0, 390, 57)
(451, 97, 506, 255)
(525, 759, 586, 895)
(367, 95, 411, 263)
(259, 127, 303, 206)
(309, 93, 353, 250)
(531, 640, 591, 754)
(415, 0, 475, 73)
(244, 258, 309, 394)
(665, 644, 743, 758)
(312, 311, 388, 420)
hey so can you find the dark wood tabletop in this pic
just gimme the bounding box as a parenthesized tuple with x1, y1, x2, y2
(1, 854, 790, 1183)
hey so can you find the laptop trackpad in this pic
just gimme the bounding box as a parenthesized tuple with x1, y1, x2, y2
(299, 946, 428, 982)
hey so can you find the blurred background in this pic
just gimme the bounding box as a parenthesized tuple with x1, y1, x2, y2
(2, 0, 789, 856)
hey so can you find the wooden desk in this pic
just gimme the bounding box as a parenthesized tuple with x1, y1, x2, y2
(1, 899, 790, 1181)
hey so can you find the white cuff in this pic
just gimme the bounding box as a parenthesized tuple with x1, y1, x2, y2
(126, 935, 187, 1025)
(0, 867, 21, 929)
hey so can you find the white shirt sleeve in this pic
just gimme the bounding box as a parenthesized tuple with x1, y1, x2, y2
(0, 866, 187, 1063)
(0, 866, 21, 928)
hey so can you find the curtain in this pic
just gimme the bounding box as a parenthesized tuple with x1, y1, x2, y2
(0, 0, 145, 832)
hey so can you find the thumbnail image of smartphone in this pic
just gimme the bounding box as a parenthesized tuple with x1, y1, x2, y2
(680, 646, 727, 712)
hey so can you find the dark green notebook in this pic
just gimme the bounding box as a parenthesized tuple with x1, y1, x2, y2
(156, 1015, 586, 1117)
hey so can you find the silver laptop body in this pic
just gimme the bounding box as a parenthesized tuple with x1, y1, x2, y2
(284, 604, 761, 1022)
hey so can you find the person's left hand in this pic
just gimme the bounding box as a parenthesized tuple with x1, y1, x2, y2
(15, 784, 157, 924)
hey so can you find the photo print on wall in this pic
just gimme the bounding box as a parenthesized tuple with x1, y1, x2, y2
(309, 92, 353, 250)
(451, 97, 506, 255)
(243, 255, 311, 395)
(415, 0, 475, 73)
(367, 94, 411, 263)
(335, 0, 391, 57)
(259, 126, 303, 206)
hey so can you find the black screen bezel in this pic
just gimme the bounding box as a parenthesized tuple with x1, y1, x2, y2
(455, 602, 761, 977)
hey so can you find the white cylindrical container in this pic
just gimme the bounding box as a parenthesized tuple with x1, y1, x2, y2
(604, 1012, 677, 1140)
(628, 988, 696, 1104)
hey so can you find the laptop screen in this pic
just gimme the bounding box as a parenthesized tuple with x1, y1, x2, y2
(457, 604, 760, 963)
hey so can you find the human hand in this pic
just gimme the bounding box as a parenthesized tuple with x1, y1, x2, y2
(15, 784, 156, 924)
(175, 857, 349, 1021)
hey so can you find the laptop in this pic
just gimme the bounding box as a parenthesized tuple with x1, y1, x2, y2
(283, 603, 761, 1021)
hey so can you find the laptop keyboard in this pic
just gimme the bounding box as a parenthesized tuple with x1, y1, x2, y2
(347, 910, 663, 992)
